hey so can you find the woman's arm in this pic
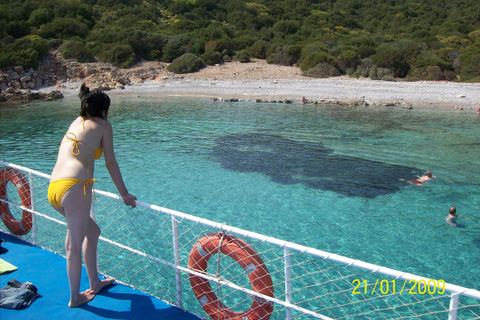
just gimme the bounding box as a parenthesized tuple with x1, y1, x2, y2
(102, 121, 137, 207)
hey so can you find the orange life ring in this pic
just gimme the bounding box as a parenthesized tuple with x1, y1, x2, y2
(0, 168, 32, 235)
(188, 232, 274, 320)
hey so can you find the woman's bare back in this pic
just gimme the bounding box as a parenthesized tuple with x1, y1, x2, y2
(50, 116, 106, 181)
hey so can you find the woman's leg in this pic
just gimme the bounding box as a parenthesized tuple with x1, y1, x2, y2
(83, 217, 115, 293)
(61, 182, 95, 308)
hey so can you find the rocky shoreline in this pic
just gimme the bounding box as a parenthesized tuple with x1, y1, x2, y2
(0, 89, 63, 103)
(0, 50, 134, 103)
(211, 96, 413, 108)
(1, 51, 479, 111)
(0, 50, 170, 103)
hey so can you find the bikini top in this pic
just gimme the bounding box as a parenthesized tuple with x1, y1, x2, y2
(63, 132, 103, 159)
(62, 117, 102, 160)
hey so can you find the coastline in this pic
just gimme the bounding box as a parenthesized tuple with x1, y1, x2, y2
(38, 60, 480, 111)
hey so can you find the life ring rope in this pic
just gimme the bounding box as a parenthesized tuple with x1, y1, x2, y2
(0, 168, 32, 235)
(188, 232, 274, 320)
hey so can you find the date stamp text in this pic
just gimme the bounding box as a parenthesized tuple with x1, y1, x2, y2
(352, 279, 446, 295)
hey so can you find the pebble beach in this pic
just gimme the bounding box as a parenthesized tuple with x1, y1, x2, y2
(42, 59, 480, 111)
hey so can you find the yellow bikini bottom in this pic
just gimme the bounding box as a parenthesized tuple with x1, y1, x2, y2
(48, 178, 96, 208)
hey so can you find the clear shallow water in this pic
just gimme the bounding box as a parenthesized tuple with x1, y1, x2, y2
(1, 97, 480, 290)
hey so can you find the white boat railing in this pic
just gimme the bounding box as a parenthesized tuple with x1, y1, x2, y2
(1, 160, 479, 319)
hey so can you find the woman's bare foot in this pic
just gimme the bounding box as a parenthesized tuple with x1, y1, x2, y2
(69, 291, 95, 308)
(90, 278, 115, 294)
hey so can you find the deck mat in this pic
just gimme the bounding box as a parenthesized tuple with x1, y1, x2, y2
(0, 231, 200, 320)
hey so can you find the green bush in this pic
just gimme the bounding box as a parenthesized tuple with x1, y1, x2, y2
(299, 51, 335, 71)
(0, 48, 39, 69)
(168, 1, 193, 15)
(86, 27, 126, 45)
(381, 75, 396, 81)
(414, 50, 451, 70)
(368, 65, 395, 80)
(171, 20, 199, 32)
(215, 38, 236, 57)
(96, 44, 135, 68)
(407, 66, 455, 81)
(146, 49, 162, 61)
(0, 51, 14, 68)
(273, 20, 300, 35)
(336, 49, 359, 72)
(126, 30, 167, 59)
(0, 35, 49, 69)
(20, 36, 49, 56)
(162, 35, 191, 62)
(167, 53, 205, 74)
(267, 45, 300, 66)
(458, 47, 480, 81)
(372, 48, 409, 77)
(58, 40, 94, 62)
(235, 49, 251, 63)
(201, 50, 222, 65)
(404, 49, 455, 80)
(232, 36, 255, 51)
(246, 40, 269, 59)
(5, 20, 31, 39)
(202, 22, 234, 41)
(287, 45, 302, 62)
(352, 58, 374, 78)
(300, 42, 330, 60)
(350, 36, 377, 58)
(37, 17, 89, 39)
(371, 39, 422, 78)
(28, 8, 54, 28)
(302, 62, 340, 78)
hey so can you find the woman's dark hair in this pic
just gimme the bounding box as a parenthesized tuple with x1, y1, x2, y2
(79, 83, 110, 119)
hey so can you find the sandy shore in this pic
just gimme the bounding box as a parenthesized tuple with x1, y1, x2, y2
(43, 60, 480, 111)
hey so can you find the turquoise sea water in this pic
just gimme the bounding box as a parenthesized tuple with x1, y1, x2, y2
(1, 97, 480, 291)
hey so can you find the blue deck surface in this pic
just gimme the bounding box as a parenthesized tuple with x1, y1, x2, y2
(0, 231, 201, 320)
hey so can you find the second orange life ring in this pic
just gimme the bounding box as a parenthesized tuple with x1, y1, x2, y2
(0, 168, 32, 235)
(188, 232, 274, 320)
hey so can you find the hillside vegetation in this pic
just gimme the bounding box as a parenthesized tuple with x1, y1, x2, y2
(1, 0, 480, 81)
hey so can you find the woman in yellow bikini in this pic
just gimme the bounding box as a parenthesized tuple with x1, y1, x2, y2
(48, 83, 137, 308)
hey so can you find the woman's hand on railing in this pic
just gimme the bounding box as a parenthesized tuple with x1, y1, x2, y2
(121, 193, 137, 208)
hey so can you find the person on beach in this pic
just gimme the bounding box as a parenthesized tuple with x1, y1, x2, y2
(48, 83, 137, 308)
(446, 206, 467, 227)
(400, 171, 436, 185)
(301, 97, 308, 104)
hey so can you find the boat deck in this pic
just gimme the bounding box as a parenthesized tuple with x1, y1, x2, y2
(0, 231, 201, 320)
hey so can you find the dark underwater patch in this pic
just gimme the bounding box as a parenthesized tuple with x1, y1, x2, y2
(212, 133, 418, 198)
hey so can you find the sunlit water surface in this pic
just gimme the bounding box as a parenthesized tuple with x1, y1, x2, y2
(1, 97, 480, 290)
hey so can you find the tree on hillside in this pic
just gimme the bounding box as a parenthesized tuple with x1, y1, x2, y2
(0, 0, 480, 82)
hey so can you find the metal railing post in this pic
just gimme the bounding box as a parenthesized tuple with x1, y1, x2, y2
(448, 293, 460, 320)
(90, 195, 95, 221)
(172, 216, 183, 308)
(90, 196, 98, 271)
(285, 247, 292, 320)
(28, 172, 37, 245)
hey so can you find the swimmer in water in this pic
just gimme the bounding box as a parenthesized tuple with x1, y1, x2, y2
(446, 206, 468, 227)
(400, 171, 436, 185)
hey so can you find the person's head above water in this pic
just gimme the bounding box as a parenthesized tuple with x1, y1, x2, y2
(79, 83, 110, 120)
(449, 206, 457, 215)
(426, 171, 433, 178)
